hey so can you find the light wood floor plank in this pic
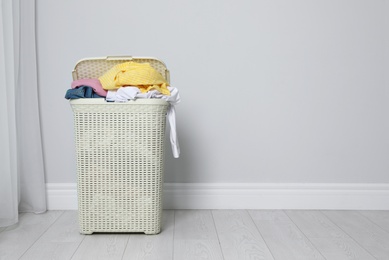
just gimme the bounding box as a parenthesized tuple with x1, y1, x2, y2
(2, 210, 389, 260)
(323, 210, 389, 260)
(121, 210, 174, 260)
(71, 233, 129, 260)
(286, 210, 376, 260)
(358, 210, 389, 233)
(20, 211, 84, 260)
(0, 211, 63, 260)
(212, 210, 274, 260)
(174, 210, 224, 260)
(249, 210, 325, 260)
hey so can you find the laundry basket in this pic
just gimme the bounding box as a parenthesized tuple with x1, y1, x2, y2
(69, 56, 170, 234)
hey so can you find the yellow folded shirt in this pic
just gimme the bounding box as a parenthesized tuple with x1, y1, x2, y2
(99, 61, 170, 95)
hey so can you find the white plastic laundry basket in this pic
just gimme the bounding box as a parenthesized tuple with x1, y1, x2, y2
(69, 56, 169, 234)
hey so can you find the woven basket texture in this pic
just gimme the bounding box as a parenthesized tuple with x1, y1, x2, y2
(70, 57, 169, 234)
(73, 57, 169, 81)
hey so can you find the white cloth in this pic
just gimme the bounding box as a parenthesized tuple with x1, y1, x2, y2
(107, 86, 181, 158)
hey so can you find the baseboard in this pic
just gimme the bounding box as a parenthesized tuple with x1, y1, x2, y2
(46, 183, 78, 210)
(46, 183, 389, 210)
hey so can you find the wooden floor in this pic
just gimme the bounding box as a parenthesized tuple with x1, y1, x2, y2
(1, 210, 389, 260)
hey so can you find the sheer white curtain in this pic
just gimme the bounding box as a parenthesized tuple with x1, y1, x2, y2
(0, 0, 46, 228)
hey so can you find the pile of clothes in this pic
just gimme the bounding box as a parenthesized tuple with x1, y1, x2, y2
(65, 61, 180, 158)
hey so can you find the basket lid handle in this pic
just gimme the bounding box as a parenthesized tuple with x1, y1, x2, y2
(106, 56, 133, 61)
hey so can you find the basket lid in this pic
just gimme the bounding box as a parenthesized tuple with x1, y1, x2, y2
(72, 56, 170, 83)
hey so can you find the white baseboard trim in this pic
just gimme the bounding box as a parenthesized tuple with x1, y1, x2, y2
(46, 182, 389, 210)
(46, 183, 77, 210)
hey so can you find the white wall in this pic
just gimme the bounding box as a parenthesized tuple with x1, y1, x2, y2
(37, 0, 389, 184)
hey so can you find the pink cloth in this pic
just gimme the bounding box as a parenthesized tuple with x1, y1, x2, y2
(71, 79, 107, 97)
